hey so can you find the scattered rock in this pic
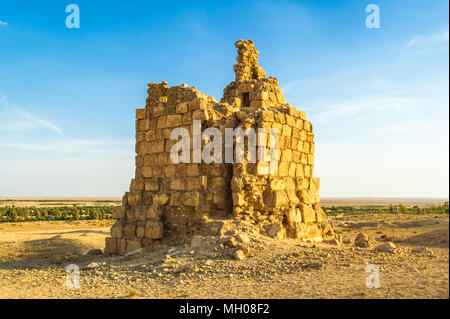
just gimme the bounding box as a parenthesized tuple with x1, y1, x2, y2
(376, 242, 396, 253)
(412, 246, 427, 253)
(354, 233, 371, 248)
(219, 236, 238, 248)
(411, 246, 433, 256)
(66, 254, 81, 262)
(87, 249, 103, 256)
(307, 262, 323, 270)
(50, 254, 65, 264)
(324, 238, 341, 246)
(190, 235, 204, 248)
(235, 244, 250, 255)
(233, 250, 246, 260)
(86, 262, 100, 269)
(235, 233, 250, 244)
(204, 260, 213, 266)
(267, 223, 285, 239)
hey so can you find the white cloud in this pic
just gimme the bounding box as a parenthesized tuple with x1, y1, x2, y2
(366, 120, 431, 136)
(311, 94, 431, 123)
(0, 21, 7, 27)
(0, 92, 64, 135)
(402, 30, 449, 49)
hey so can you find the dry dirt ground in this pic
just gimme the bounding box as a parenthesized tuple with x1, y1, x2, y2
(0, 214, 448, 299)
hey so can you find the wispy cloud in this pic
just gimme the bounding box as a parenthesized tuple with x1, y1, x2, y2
(0, 21, 7, 27)
(282, 69, 359, 93)
(0, 92, 64, 135)
(311, 94, 431, 123)
(401, 30, 449, 49)
(366, 120, 431, 136)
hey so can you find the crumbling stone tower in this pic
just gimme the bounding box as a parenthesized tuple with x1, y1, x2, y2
(105, 40, 334, 255)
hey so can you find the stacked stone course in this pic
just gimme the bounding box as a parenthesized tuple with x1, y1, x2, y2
(105, 40, 334, 255)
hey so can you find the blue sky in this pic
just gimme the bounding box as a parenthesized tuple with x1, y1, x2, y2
(0, 0, 448, 198)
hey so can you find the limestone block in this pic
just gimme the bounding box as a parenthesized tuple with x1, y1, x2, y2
(104, 237, 117, 254)
(275, 113, 286, 124)
(286, 190, 300, 205)
(232, 192, 246, 207)
(145, 220, 164, 239)
(169, 192, 182, 206)
(300, 204, 316, 223)
(182, 191, 200, 207)
(117, 239, 127, 255)
(298, 189, 319, 205)
(176, 102, 189, 114)
(127, 192, 141, 207)
(145, 205, 163, 219)
(186, 176, 204, 191)
(136, 225, 146, 238)
(286, 115, 296, 127)
(136, 108, 146, 119)
(166, 114, 182, 127)
(157, 116, 166, 129)
(112, 206, 125, 220)
(186, 164, 200, 176)
(144, 179, 159, 191)
(314, 204, 326, 222)
(152, 140, 165, 153)
(304, 165, 313, 178)
(192, 109, 209, 121)
(164, 166, 176, 178)
(278, 162, 290, 177)
(261, 111, 274, 122)
(153, 106, 165, 117)
(170, 178, 186, 191)
(272, 190, 289, 207)
(142, 167, 153, 178)
(134, 207, 146, 221)
(153, 193, 169, 205)
(182, 112, 192, 124)
(146, 130, 155, 141)
(123, 223, 136, 238)
(267, 223, 286, 239)
(111, 221, 123, 238)
(285, 208, 302, 226)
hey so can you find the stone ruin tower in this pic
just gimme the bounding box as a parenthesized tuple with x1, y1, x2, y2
(104, 40, 334, 255)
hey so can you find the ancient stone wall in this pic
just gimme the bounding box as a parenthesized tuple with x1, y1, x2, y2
(104, 40, 333, 255)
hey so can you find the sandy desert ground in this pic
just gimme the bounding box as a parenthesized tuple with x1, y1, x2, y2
(0, 208, 448, 299)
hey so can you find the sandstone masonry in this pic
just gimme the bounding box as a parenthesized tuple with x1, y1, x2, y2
(105, 40, 334, 255)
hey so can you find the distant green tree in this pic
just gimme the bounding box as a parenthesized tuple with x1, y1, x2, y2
(399, 204, 408, 213)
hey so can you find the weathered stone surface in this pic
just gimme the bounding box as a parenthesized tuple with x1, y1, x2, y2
(105, 40, 333, 255)
(267, 223, 286, 239)
(145, 220, 164, 239)
(376, 242, 396, 252)
(354, 233, 371, 248)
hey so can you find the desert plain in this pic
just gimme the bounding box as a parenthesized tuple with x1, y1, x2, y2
(0, 197, 447, 299)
